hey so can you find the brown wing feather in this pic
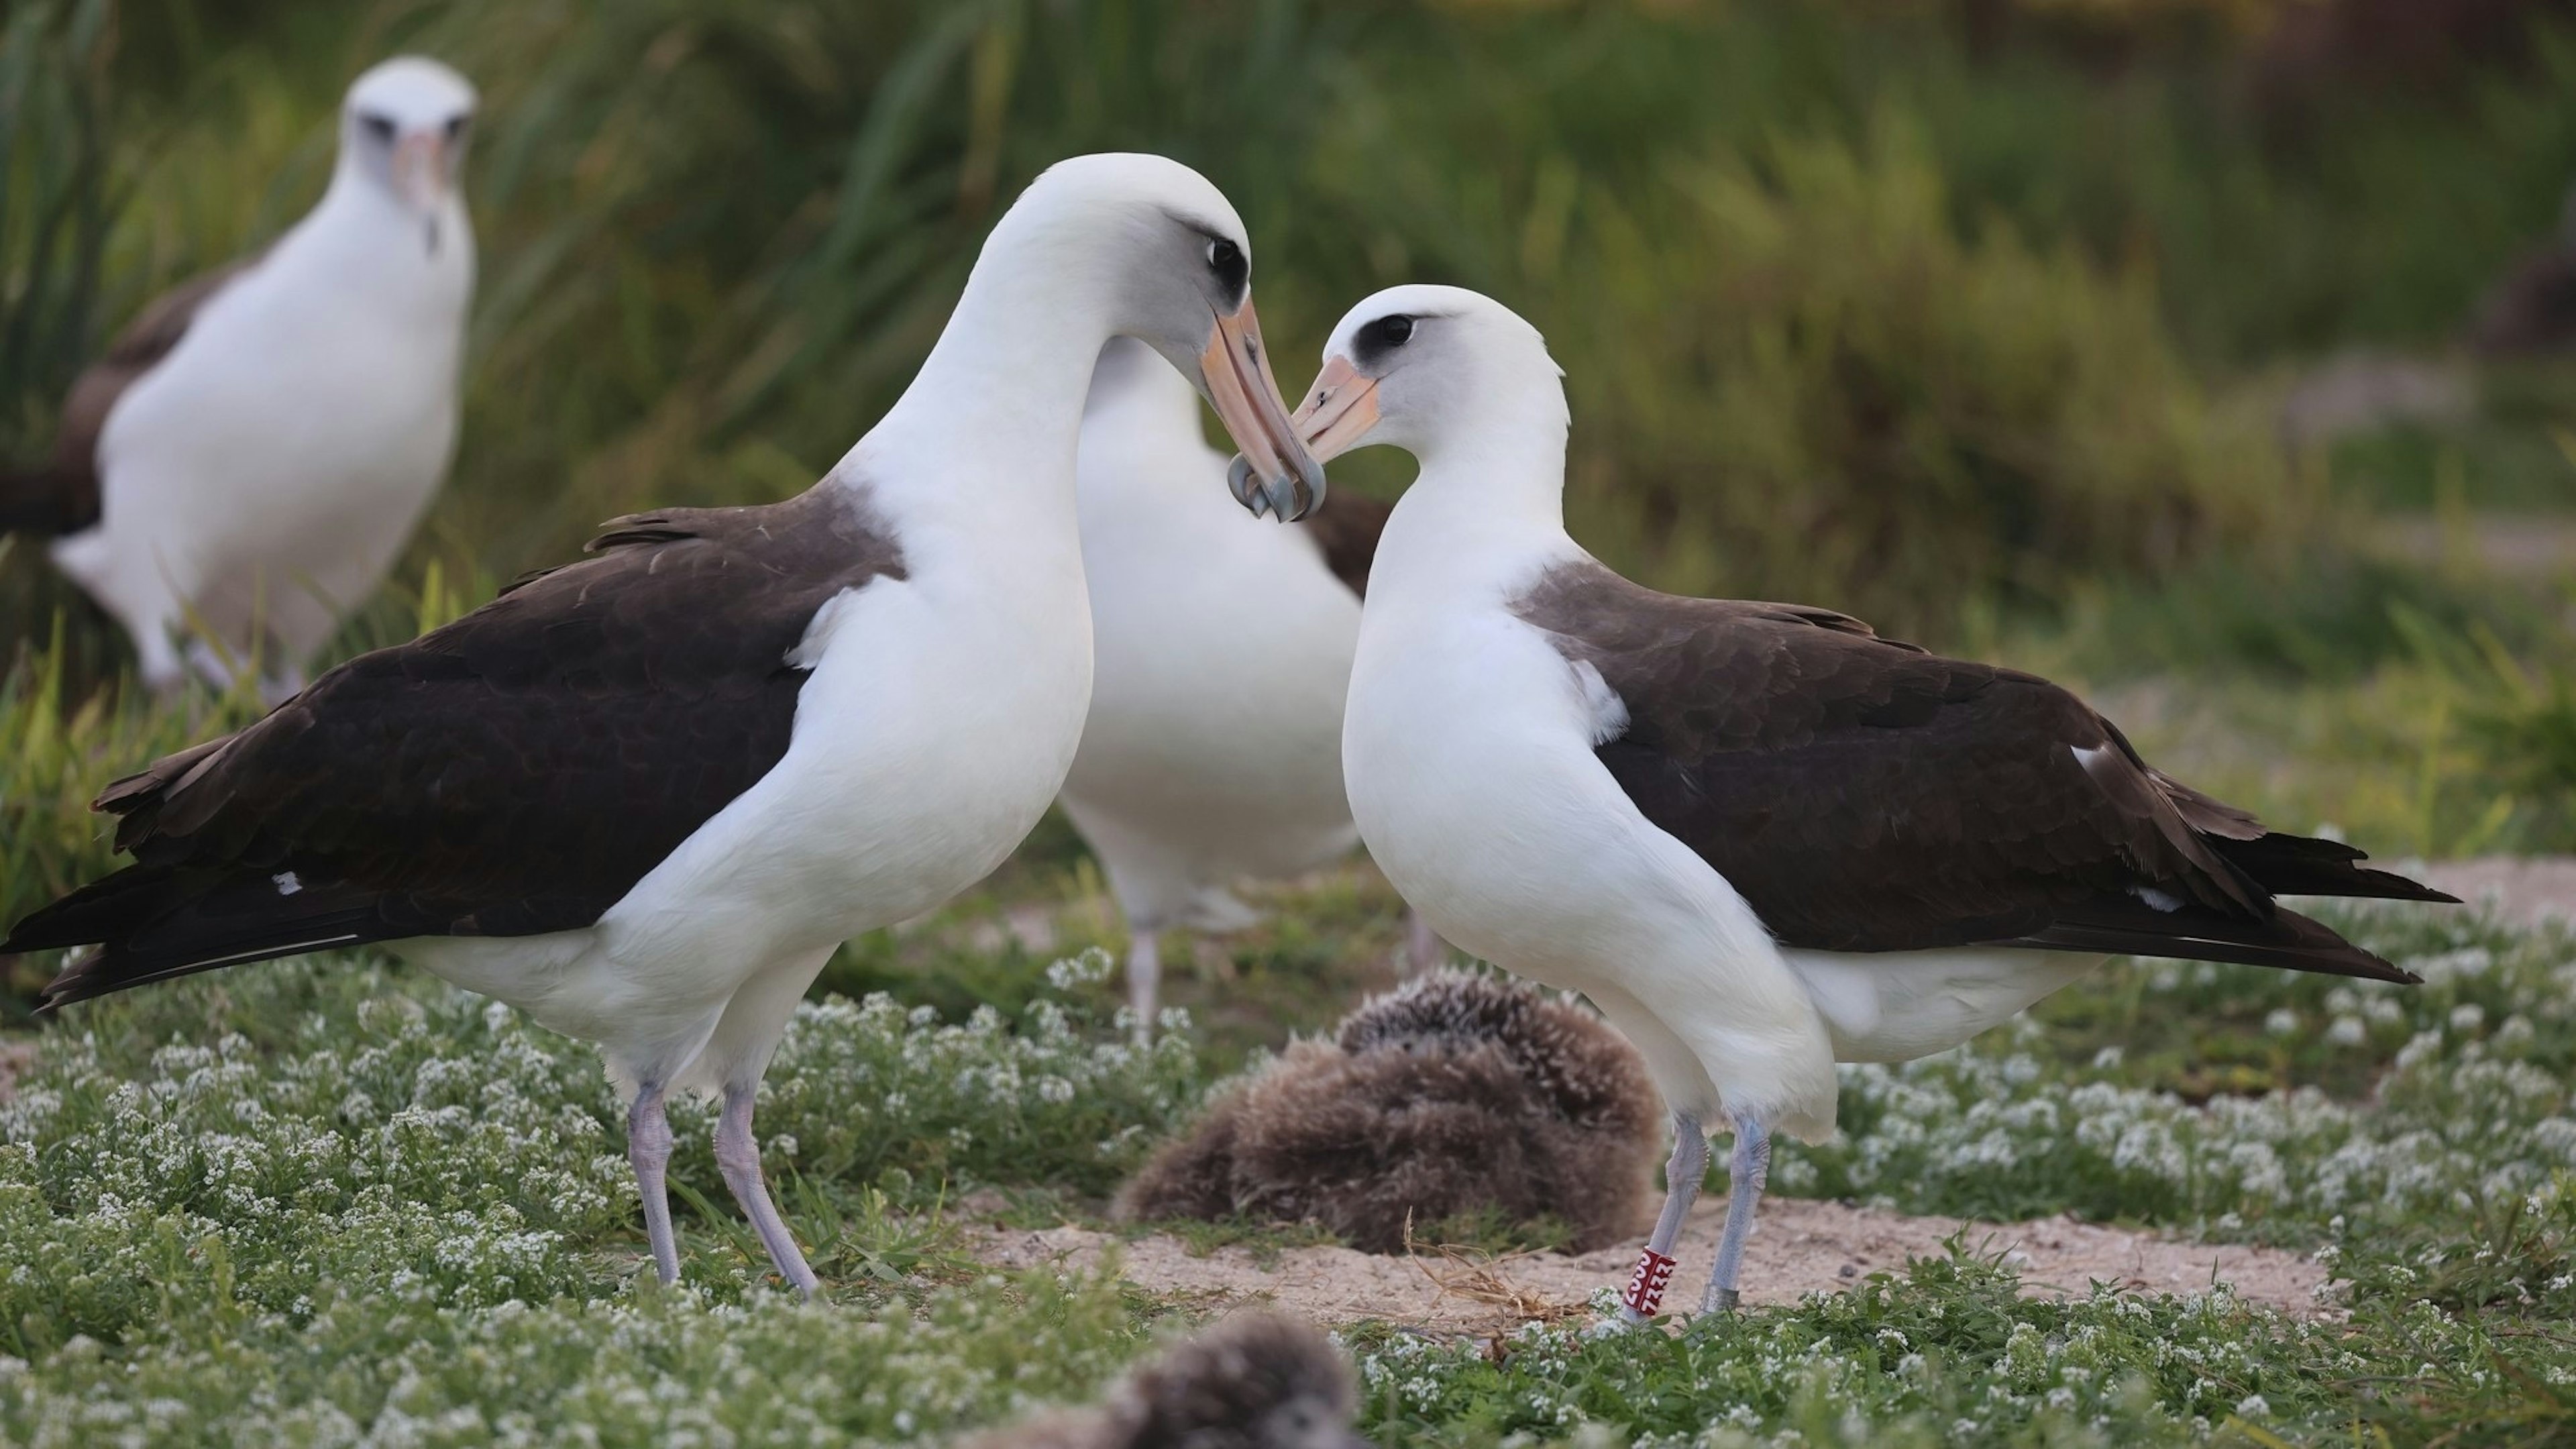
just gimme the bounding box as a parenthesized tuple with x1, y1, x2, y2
(1, 256, 264, 535)
(9, 486, 906, 1008)
(1516, 561, 2443, 982)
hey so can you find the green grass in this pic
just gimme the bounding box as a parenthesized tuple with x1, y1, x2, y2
(1, 906, 2573, 1443)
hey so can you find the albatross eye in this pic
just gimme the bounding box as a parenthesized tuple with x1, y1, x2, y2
(444, 114, 472, 143)
(1353, 313, 1415, 365)
(1205, 237, 1247, 300)
(358, 112, 397, 144)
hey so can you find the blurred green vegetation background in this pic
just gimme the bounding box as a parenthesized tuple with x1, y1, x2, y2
(4, 0, 2575, 944)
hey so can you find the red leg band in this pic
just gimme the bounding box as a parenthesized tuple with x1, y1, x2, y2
(1623, 1247, 1678, 1317)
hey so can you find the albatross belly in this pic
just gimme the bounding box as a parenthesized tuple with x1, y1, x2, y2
(1061, 515, 1360, 919)
(1784, 947, 2108, 1063)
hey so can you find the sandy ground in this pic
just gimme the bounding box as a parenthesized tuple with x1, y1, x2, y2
(973, 1195, 2328, 1332)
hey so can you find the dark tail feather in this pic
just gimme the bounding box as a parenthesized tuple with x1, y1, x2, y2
(7, 866, 380, 1012)
(0, 466, 83, 535)
(2210, 830, 2458, 904)
(2015, 899, 2421, 984)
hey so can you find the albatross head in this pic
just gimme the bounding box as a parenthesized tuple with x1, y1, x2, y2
(340, 57, 477, 249)
(1008, 154, 1325, 521)
(1285, 284, 1565, 467)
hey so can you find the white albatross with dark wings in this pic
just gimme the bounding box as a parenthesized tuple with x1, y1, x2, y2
(3, 57, 477, 698)
(3, 154, 1324, 1297)
(1275, 284, 2454, 1323)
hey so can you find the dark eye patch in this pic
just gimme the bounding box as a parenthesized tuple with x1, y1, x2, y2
(1352, 313, 1415, 367)
(1205, 237, 1248, 309)
(358, 111, 397, 143)
(444, 114, 472, 142)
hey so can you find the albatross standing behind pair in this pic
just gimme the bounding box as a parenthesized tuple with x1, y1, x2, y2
(1277, 284, 2453, 1320)
(4, 154, 1323, 1296)
(1062, 339, 1392, 1031)
(4, 58, 478, 697)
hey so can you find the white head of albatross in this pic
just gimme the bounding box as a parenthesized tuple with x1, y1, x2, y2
(16, 55, 477, 700)
(1282, 284, 2451, 1322)
(337, 56, 478, 256)
(4, 156, 1320, 1301)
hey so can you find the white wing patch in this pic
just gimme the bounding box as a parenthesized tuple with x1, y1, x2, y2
(785, 587, 867, 670)
(272, 871, 302, 896)
(2130, 884, 2184, 912)
(1572, 659, 1629, 746)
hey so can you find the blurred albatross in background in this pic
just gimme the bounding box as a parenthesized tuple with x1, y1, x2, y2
(1287, 284, 2455, 1322)
(1, 57, 478, 698)
(1063, 338, 1392, 1032)
(3, 154, 1322, 1297)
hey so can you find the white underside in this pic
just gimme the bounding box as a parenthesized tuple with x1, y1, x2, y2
(1345, 509, 2103, 1143)
(1057, 362, 1360, 931)
(52, 186, 470, 690)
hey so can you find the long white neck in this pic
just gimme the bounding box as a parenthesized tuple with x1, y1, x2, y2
(1373, 365, 1580, 604)
(826, 203, 1123, 584)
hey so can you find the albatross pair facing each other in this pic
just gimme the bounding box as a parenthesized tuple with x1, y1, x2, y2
(3, 58, 478, 698)
(1277, 285, 2453, 1320)
(5, 155, 1324, 1297)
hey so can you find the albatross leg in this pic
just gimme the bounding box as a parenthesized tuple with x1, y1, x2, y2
(1699, 1113, 1771, 1314)
(627, 1083, 680, 1286)
(715, 1080, 820, 1297)
(1126, 928, 1162, 1044)
(1618, 1112, 1707, 1324)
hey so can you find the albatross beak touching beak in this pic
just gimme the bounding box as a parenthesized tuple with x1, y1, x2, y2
(1201, 301, 1327, 522)
(1285, 354, 1379, 468)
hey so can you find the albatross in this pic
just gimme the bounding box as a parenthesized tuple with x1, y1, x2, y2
(2, 57, 478, 698)
(1061, 338, 1392, 1032)
(1277, 284, 2453, 1321)
(3, 154, 1323, 1297)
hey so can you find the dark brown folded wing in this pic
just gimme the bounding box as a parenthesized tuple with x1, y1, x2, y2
(8, 486, 905, 1006)
(1515, 561, 2444, 982)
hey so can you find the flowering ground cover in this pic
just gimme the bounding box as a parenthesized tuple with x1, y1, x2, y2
(0, 904, 2567, 1445)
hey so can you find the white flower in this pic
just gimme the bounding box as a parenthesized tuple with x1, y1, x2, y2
(2235, 1393, 2269, 1417)
(2264, 1008, 2300, 1038)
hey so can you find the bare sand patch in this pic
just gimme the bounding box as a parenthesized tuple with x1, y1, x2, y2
(973, 1195, 2327, 1333)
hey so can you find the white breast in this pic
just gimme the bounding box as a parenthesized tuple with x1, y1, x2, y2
(1061, 421, 1360, 905)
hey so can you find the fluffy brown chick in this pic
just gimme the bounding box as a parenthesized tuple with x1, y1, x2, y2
(1116, 970, 1661, 1253)
(958, 1311, 1369, 1449)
